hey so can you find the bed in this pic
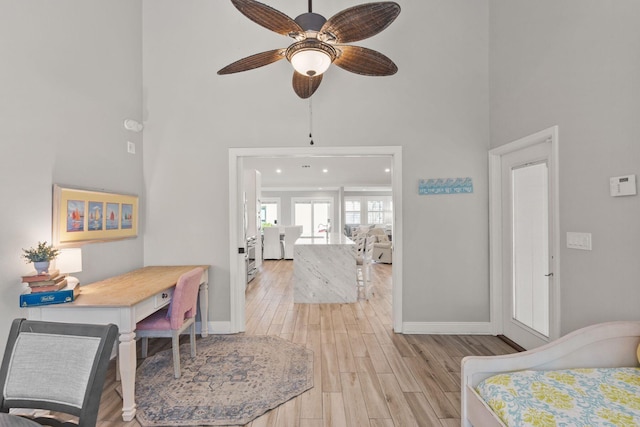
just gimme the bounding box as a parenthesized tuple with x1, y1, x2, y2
(461, 321, 640, 427)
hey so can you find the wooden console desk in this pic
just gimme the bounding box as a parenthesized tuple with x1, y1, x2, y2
(26, 265, 209, 422)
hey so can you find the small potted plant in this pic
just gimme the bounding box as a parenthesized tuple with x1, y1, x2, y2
(22, 241, 60, 274)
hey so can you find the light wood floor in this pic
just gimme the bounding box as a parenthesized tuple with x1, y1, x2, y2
(96, 260, 517, 426)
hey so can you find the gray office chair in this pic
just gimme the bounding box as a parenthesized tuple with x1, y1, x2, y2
(0, 318, 118, 427)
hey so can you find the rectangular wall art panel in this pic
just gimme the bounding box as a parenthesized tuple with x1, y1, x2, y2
(419, 177, 473, 195)
(52, 184, 138, 246)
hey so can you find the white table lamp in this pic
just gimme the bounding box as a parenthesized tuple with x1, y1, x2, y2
(56, 248, 82, 287)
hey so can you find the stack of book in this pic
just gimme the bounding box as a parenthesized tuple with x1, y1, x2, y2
(22, 269, 67, 293)
(20, 269, 80, 307)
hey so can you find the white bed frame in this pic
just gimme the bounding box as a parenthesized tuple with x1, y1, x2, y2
(461, 321, 640, 427)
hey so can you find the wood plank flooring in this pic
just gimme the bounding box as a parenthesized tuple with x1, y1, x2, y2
(96, 260, 517, 426)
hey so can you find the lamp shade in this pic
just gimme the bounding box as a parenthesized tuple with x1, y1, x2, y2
(286, 40, 337, 78)
(56, 248, 82, 274)
(291, 49, 332, 76)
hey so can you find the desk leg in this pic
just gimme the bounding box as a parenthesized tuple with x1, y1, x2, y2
(118, 332, 137, 421)
(199, 281, 209, 337)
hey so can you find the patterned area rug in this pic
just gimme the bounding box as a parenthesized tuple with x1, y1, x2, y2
(132, 335, 314, 426)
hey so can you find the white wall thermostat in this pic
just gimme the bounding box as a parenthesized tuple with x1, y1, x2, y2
(609, 174, 637, 197)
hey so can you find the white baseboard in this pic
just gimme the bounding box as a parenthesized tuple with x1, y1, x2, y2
(197, 321, 233, 335)
(402, 322, 492, 335)
(199, 321, 493, 336)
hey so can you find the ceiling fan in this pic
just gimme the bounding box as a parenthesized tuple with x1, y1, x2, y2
(218, 0, 401, 99)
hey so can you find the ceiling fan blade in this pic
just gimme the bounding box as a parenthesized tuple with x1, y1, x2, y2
(218, 49, 286, 74)
(231, 0, 304, 37)
(292, 72, 323, 98)
(334, 45, 397, 76)
(320, 2, 400, 44)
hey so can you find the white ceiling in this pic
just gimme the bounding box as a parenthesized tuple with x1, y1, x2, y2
(243, 155, 392, 190)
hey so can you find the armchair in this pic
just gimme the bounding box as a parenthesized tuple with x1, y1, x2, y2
(368, 228, 392, 264)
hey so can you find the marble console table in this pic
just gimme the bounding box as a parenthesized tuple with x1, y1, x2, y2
(293, 233, 356, 303)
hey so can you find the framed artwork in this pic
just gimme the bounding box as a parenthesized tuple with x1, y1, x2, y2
(53, 185, 139, 246)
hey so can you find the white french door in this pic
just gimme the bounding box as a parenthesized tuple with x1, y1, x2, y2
(490, 126, 559, 350)
(292, 198, 332, 237)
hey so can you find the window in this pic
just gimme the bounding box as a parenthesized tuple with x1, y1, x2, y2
(367, 199, 392, 224)
(344, 195, 392, 226)
(260, 198, 280, 227)
(292, 198, 333, 237)
(367, 200, 383, 224)
(344, 199, 361, 224)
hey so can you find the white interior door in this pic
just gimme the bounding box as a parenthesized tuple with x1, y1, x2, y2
(501, 140, 554, 349)
(490, 127, 560, 349)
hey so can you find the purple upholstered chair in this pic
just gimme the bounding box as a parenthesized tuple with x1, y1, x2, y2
(136, 267, 203, 378)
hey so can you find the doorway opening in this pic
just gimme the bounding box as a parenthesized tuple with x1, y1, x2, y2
(228, 146, 403, 333)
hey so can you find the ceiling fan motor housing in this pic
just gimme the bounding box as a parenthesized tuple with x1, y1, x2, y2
(294, 12, 326, 32)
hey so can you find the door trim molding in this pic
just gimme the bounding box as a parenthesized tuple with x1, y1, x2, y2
(488, 126, 560, 339)
(228, 146, 403, 333)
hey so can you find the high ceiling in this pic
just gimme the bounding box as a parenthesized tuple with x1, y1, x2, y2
(243, 155, 392, 190)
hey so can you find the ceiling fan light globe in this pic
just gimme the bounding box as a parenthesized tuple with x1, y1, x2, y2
(291, 49, 332, 77)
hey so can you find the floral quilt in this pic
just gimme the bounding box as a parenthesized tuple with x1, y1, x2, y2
(476, 367, 640, 427)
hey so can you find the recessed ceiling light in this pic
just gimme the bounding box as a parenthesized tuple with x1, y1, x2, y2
(322, 169, 328, 173)
(276, 169, 282, 174)
(385, 168, 391, 173)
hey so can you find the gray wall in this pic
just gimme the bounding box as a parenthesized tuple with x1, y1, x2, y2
(0, 1, 144, 346)
(490, 0, 640, 333)
(6, 1, 632, 343)
(142, 0, 491, 325)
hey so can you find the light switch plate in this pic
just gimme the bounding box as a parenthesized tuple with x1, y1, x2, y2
(567, 232, 592, 250)
(127, 141, 136, 154)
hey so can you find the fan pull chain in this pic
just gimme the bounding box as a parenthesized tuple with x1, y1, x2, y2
(309, 97, 314, 145)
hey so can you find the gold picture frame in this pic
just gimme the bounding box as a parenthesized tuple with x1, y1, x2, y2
(53, 184, 139, 246)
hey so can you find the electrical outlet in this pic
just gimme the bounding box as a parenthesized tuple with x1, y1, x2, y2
(127, 141, 136, 154)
